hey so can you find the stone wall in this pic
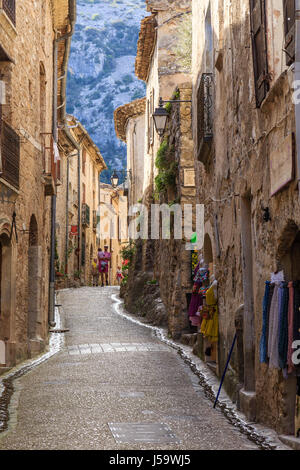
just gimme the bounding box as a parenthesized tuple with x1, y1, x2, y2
(0, 1, 56, 366)
(192, 0, 300, 434)
(123, 84, 195, 338)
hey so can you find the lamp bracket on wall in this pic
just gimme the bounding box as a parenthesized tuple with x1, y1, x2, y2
(153, 97, 192, 137)
(9, 211, 18, 243)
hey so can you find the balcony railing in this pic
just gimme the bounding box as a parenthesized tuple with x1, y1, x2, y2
(3, 0, 16, 26)
(197, 72, 214, 164)
(0, 120, 20, 189)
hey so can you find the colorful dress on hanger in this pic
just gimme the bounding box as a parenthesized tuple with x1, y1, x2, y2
(200, 284, 218, 343)
(188, 266, 209, 326)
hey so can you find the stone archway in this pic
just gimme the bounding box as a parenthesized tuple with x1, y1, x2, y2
(203, 233, 213, 265)
(27, 215, 42, 355)
(0, 232, 12, 366)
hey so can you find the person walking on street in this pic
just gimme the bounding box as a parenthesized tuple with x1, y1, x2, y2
(91, 258, 99, 287)
(116, 266, 123, 286)
(98, 245, 111, 286)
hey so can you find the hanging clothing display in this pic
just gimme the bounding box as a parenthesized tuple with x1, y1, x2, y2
(200, 284, 218, 343)
(260, 281, 272, 364)
(278, 282, 289, 370)
(267, 282, 281, 369)
(293, 282, 300, 375)
(259, 275, 300, 377)
(188, 265, 209, 326)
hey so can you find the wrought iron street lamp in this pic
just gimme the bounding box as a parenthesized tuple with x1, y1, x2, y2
(153, 98, 169, 137)
(153, 97, 192, 137)
(111, 170, 119, 188)
(110, 169, 132, 189)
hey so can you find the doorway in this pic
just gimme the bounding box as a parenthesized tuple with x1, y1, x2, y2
(27, 215, 40, 342)
(279, 225, 300, 435)
(240, 195, 256, 392)
(0, 233, 12, 365)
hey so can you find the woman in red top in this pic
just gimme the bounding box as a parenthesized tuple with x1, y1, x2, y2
(98, 245, 111, 286)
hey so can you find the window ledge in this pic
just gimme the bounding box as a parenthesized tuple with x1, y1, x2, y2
(260, 66, 293, 111)
(0, 8, 17, 40)
(0, 176, 19, 200)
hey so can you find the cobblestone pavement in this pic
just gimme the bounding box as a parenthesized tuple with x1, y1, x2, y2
(0, 287, 260, 450)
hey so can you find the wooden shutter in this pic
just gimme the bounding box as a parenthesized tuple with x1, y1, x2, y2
(1, 120, 20, 189)
(147, 99, 150, 152)
(250, 0, 269, 107)
(150, 88, 155, 146)
(283, 0, 295, 65)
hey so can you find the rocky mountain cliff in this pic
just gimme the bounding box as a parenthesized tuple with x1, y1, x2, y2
(67, 0, 147, 182)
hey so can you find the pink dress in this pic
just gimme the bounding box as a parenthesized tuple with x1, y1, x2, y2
(98, 251, 111, 273)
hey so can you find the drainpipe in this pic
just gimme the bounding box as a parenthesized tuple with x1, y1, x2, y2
(49, 0, 77, 327)
(65, 156, 70, 272)
(295, 1, 300, 198)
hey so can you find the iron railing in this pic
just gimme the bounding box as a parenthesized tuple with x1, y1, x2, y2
(0, 120, 20, 189)
(197, 73, 214, 160)
(3, 0, 16, 26)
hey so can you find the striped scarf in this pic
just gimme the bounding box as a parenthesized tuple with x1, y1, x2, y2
(278, 282, 289, 370)
(260, 281, 271, 363)
(293, 282, 300, 374)
(268, 282, 281, 369)
(288, 282, 295, 374)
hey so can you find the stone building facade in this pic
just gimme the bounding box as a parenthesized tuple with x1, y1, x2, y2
(119, 1, 198, 335)
(114, 97, 146, 207)
(192, 0, 300, 439)
(99, 183, 128, 286)
(56, 116, 107, 288)
(0, 0, 75, 370)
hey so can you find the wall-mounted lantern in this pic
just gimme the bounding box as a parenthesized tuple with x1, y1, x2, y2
(153, 97, 192, 137)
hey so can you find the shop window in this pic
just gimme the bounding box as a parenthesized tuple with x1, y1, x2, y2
(283, 0, 295, 65)
(250, 0, 269, 107)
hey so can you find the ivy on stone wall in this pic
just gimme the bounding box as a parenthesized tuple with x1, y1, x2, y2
(154, 138, 177, 199)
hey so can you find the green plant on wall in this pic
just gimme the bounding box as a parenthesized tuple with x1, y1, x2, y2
(154, 139, 177, 199)
(67, 243, 74, 259)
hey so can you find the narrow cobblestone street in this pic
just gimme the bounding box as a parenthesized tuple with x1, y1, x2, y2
(0, 287, 262, 451)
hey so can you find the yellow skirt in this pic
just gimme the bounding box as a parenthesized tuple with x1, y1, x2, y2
(200, 309, 218, 343)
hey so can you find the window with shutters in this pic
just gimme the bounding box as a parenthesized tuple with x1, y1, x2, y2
(0, 119, 20, 189)
(250, 0, 269, 107)
(197, 73, 214, 164)
(283, 0, 295, 65)
(150, 89, 154, 146)
(147, 98, 150, 152)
